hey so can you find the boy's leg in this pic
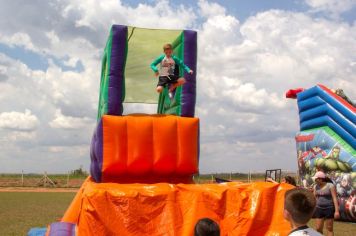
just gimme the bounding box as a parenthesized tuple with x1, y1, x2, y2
(157, 76, 168, 93)
(169, 77, 186, 92)
(325, 219, 334, 236)
(315, 218, 324, 234)
(156, 86, 163, 93)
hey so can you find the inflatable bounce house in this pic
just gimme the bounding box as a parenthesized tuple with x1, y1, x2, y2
(28, 25, 294, 236)
(288, 85, 356, 222)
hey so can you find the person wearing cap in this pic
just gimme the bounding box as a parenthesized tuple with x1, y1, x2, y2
(313, 171, 339, 236)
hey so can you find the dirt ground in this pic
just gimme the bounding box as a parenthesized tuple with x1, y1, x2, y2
(0, 187, 79, 192)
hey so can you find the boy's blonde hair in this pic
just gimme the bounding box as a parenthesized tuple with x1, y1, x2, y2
(163, 43, 172, 50)
(284, 188, 316, 224)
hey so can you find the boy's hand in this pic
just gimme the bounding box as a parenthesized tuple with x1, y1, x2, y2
(266, 177, 276, 183)
(154, 71, 159, 77)
(189, 70, 193, 74)
(334, 211, 340, 219)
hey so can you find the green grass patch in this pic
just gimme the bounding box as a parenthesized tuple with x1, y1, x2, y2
(0, 192, 75, 236)
(1, 191, 355, 236)
(309, 219, 356, 236)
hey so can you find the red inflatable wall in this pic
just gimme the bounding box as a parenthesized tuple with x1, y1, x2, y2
(100, 114, 199, 183)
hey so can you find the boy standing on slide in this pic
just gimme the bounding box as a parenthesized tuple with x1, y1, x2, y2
(150, 43, 193, 99)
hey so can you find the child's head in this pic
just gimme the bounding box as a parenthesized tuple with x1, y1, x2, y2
(313, 171, 327, 185)
(284, 188, 316, 225)
(284, 176, 297, 186)
(163, 43, 173, 56)
(194, 218, 220, 236)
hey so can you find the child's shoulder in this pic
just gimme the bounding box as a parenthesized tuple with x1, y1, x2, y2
(154, 54, 165, 60)
(152, 54, 165, 63)
(326, 182, 335, 188)
(289, 226, 322, 236)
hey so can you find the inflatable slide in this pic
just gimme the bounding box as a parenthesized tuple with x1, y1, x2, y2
(28, 25, 293, 236)
(289, 84, 356, 222)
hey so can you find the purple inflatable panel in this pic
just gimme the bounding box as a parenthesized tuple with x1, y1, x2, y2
(181, 30, 197, 117)
(107, 25, 127, 116)
(48, 222, 76, 236)
(90, 119, 103, 182)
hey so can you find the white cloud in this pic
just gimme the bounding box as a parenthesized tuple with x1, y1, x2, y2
(222, 82, 285, 109)
(198, 0, 226, 18)
(195, 6, 355, 172)
(5, 131, 37, 142)
(66, 0, 196, 30)
(0, 1, 355, 173)
(0, 32, 37, 51)
(49, 109, 94, 129)
(305, 0, 356, 18)
(0, 109, 39, 131)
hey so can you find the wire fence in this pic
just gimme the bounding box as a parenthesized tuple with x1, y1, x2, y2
(194, 170, 299, 184)
(0, 170, 299, 188)
(0, 172, 87, 188)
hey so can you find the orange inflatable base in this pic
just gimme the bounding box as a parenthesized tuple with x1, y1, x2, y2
(97, 114, 199, 183)
(61, 178, 293, 236)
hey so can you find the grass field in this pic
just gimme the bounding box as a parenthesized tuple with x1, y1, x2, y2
(0, 192, 75, 236)
(308, 219, 356, 236)
(1, 191, 355, 236)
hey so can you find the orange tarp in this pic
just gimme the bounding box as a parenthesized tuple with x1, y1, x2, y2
(62, 178, 293, 236)
(101, 114, 199, 183)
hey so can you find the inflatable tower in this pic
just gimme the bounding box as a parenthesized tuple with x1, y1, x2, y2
(289, 84, 356, 222)
(29, 25, 293, 236)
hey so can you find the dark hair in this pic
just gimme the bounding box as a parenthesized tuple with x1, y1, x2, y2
(324, 176, 334, 183)
(194, 218, 220, 236)
(284, 176, 297, 186)
(284, 188, 316, 224)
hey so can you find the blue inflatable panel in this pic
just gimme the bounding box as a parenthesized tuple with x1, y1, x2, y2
(27, 228, 47, 236)
(299, 104, 356, 137)
(300, 116, 355, 149)
(297, 96, 325, 112)
(297, 86, 355, 122)
(296, 85, 355, 149)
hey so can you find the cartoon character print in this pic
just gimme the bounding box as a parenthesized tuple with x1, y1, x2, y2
(325, 146, 341, 160)
(340, 190, 356, 221)
(297, 150, 307, 175)
(161, 57, 175, 75)
(336, 174, 356, 221)
(309, 146, 327, 159)
(345, 191, 356, 220)
(336, 173, 353, 197)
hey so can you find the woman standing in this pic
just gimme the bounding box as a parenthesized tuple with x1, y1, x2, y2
(313, 171, 340, 236)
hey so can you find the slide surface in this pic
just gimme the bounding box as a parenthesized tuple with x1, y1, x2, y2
(60, 178, 293, 236)
(296, 84, 355, 149)
(295, 85, 356, 222)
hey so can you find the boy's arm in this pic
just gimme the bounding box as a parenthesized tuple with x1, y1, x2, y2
(150, 55, 164, 73)
(173, 55, 191, 73)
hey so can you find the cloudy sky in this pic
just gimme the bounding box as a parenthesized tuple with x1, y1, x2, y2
(0, 0, 355, 174)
